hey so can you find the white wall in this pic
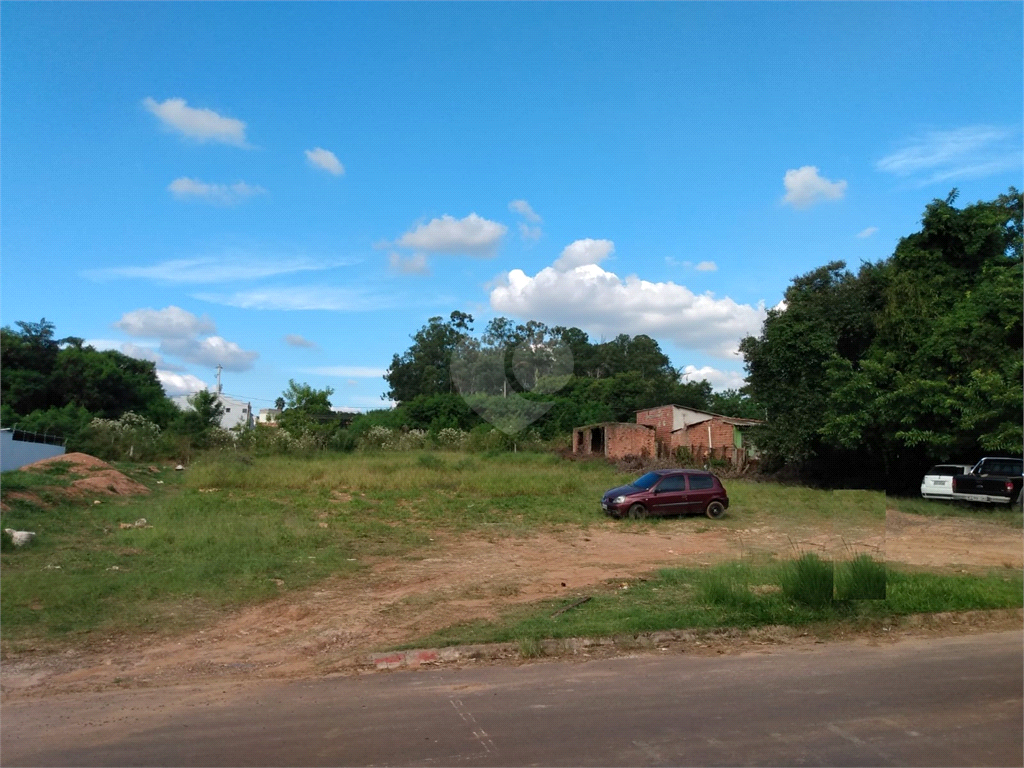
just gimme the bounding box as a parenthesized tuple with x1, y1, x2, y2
(1, 430, 66, 472)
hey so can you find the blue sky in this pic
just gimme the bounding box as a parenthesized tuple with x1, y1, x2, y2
(3, 3, 1021, 412)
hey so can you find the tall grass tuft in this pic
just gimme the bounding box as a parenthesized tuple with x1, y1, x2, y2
(781, 553, 834, 608)
(836, 554, 887, 600)
(697, 562, 758, 610)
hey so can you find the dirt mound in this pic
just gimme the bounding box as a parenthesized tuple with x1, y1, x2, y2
(4, 453, 149, 509)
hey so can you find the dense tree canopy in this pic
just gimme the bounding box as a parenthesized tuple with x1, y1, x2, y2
(741, 188, 1023, 490)
(1, 319, 177, 446)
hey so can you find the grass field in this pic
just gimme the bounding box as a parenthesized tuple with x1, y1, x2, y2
(1, 450, 1020, 652)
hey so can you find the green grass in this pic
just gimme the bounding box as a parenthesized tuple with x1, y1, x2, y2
(399, 558, 1023, 649)
(0, 450, 1008, 652)
(1, 462, 78, 493)
(886, 494, 1023, 527)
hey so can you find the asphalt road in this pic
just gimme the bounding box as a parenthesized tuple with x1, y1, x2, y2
(2, 631, 1021, 767)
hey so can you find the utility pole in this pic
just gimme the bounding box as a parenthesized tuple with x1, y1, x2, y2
(216, 364, 223, 394)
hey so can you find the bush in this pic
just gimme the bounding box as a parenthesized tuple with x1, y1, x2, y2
(79, 411, 162, 461)
(781, 553, 834, 608)
(359, 425, 397, 450)
(434, 427, 468, 449)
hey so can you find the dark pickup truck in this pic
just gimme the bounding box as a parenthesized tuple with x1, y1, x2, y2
(951, 457, 1023, 506)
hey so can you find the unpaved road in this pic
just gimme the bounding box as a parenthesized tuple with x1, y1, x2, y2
(2, 509, 1020, 700)
(3, 631, 1021, 766)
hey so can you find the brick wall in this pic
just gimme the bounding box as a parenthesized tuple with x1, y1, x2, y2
(572, 424, 655, 460)
(681, 419, 737, 462)
(636, 405, 675, 454)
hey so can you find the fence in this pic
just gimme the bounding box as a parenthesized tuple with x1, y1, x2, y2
(1, 428, 67, 472)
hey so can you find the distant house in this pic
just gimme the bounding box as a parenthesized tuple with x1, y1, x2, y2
(257, 408, 281, 426)
(171, 392, 254, 432)
(635, 405, 761, 466)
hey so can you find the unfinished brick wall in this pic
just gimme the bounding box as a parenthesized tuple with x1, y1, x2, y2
(636, 405, 675, 454)
(681, 419, 738, 462)
(572, 423, 655, 460)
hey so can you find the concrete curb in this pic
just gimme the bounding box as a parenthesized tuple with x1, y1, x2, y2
(367, 609, 1024, 671)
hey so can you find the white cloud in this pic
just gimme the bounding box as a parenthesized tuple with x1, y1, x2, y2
(856, 227, 879, 239)
(509, 199, 541, 223)
(782, 166, 847, 209)
(389, 252, 430, 275)
(160, 336, 259, 372)
(143, 97, 248, 146)
(156, 371, 209, 397)
(83, 255, 353, 284)
(168, 177, 266, 204)
(302, 366, 388, 378)
(284, 334, 318, 349)
(305, 147, 345, 175)
(551, 239, 615, 272)
(694, 261, 717, 272)
(490, 263, 766, 359)
(396, 213, 507, 256)
(115, 306, 216, 339)
(680, 365, 747, 392)
(876, 126, 1022, 183)
(193, 286, 381, 311)
(519, 223, 543, 242)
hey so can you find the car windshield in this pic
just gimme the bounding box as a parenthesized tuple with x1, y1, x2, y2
(631, 472, 662, 490)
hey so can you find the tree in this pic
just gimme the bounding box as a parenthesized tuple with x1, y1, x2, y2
(384, 312, 475, 402)
(741, 188, 1022, 488)
(277, 380, 337, 437)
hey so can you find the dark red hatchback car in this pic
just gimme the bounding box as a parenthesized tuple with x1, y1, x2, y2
(601, 469, 729, 519)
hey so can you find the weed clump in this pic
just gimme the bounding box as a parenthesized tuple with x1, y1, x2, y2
(836, 554, 887, 600)
(781, 553, 834, 608)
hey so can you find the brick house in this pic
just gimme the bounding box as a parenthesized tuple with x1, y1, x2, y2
(572, 422, 656, 460)
(635, 405, 762, 466)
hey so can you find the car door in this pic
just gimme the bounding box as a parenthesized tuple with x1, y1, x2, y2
(684, 473, 717, 515)
(650, 475, 687, 516)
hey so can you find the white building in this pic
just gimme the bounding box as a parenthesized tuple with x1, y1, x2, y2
(171, 392, 254, 432)
(257, 408, 281, 425)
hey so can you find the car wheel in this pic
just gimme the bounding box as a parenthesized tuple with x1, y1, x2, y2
(628, 503, 648, 520)
(705, 501, 726, 519)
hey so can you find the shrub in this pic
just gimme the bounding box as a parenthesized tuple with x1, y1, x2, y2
(397, 429, 428, 451)
(359, 425, 397, 450)
(781, 553, 834, 608)
(80, 411, 162, 461)
(435, 427, 468, 449)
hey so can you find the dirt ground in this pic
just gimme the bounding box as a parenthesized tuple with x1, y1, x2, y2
(2, 503, 1021, 700)
(1, 452, 150, 511)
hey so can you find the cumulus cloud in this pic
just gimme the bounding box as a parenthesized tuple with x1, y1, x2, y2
(193, 286, 381, 311)
(876, 126, 1021, 183)
(284, 334, 318, 349)
(551, 239, 615, 272)
(389, 252, 430, 275)
(490, 263, 766, 359)
(680, 365, 747, 392)
(83, 255, 353, 284)
(782, 166, 847, 209)
(143, 97, 248, 146)
(305, 147, 345, 175)
(168, 177, 266, 204)
(159, 336, 259, 372)
(115, 306, 216, 339)
(302, 366, 389, 378)
(857, 227, 879, 239)
(156, 371, 209, 397)
(396, 213, 507, 256)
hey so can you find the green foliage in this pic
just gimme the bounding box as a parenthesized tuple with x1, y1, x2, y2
(79, 411, 163, 461)
(836, 555, 887, 600)
(781, 553, 835, 608)
(742, 189, 1023, 488)
(0, 319, 177, 445)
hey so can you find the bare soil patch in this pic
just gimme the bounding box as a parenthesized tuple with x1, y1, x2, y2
(2, 453, 150, 512)
(2, 508, 1020, 699)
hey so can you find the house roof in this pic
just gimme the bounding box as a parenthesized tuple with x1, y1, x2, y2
(636, 403, 762, 426)
(574, 421, 654, 431)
